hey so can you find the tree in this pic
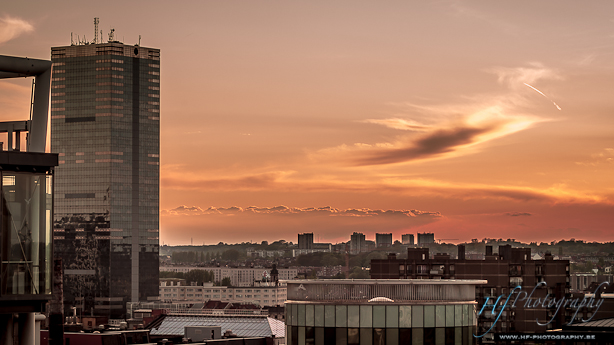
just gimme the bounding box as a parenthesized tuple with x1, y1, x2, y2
(221, 277, 232, 287)
(222, 249, 240, 261)
(322, 253, 342, 267)
(185, 269, 214, 285)
(348, 267, 370, 279)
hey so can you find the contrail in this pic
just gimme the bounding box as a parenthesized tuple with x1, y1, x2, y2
(524, 83, 562, 111)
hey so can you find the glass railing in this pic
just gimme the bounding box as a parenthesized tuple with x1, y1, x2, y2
(0, 172, 53, 296)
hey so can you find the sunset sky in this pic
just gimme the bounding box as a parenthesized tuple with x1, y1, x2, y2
(2, 1, 613, 245)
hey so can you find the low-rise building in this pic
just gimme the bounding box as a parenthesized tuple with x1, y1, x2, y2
(160, 266, 297, 287)
(159, 280, 287, 307)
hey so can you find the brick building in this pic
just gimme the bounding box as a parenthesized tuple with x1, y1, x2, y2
(370, 245, 570, 343)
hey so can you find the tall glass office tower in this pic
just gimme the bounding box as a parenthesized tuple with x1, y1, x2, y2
(51, 40, 160, 318)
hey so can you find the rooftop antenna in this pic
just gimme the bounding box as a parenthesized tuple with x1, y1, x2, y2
(138, 35, 141, 46)
(93, 17, 99, 44)
(108, 28, 115, 42)
(71, 32, 74, 45)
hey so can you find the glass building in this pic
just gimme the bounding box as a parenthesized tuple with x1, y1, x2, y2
(50, 41, 160, 318)
(284, 279, 485, 345)
(1, 54, 58, 342)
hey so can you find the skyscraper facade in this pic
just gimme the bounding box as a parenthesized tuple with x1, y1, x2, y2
(50, 40, 160, 317)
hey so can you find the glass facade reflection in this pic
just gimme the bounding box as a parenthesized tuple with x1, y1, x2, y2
(51, 42, 160, 318)
(285, 279, 484, 345)
(1, 171, 53, 296)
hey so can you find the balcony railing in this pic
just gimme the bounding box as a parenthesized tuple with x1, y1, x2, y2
(284, 279, 486, 303)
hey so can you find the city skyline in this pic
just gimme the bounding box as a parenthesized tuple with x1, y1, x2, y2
(1, 1, 613, 245)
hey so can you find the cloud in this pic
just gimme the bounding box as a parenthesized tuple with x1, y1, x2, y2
(162, 170, 611, 206)
(162, 205, 442, 219)
(362, 118, 431, 131)
(162, 171, 293, 191)
(490, 63, 563, 90)
(0, 16, 33, 45)
(505, 212, 532, 217)
(312, 63, 561, 167)
(575, 148, 614, 166)
(353, 124, 498, 165)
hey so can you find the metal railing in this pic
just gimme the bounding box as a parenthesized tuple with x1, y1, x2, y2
(284, 279, 486, 302)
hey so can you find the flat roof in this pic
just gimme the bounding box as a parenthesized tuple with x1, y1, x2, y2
(282, 279, 487, 285)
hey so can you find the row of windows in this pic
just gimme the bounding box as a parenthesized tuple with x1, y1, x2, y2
(287, 326, 476, 345)
(286, 303, 475, 329)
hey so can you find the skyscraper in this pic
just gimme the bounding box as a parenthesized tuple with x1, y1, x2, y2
(51, 35, 160, 318)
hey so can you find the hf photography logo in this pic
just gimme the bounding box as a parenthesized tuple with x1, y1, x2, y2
(474, 281, 609, 338)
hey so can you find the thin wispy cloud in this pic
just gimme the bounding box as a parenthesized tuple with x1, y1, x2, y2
(0, 15, 33, 45)
(162, 171, 611, 206)
(575, 148, 614, 166)
(362, 118, 431, 131)
(490, 63, 563, 91)
(506, 212, 533, 217)
(313, 64, 559, 166)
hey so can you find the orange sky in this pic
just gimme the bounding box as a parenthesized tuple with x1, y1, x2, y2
(1, 1, 613, 245)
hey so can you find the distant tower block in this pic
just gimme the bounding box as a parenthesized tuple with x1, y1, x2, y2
(375, 233, 393, 247)
(298, 233, 314, 250)
(402, 234, 415, 245)
(417, 232, 435, 245)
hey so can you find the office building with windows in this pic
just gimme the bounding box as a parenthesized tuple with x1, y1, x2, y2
(298, 233, 314, 250)
(370, 245, 571, 343)
(350, 232, 366, 255)
(401, 234, 414, 245)
(375, 233, 392, 248)
(285, 279, 484, 345)
(417, 232, 435, 245)
(50, 38, 160, 318)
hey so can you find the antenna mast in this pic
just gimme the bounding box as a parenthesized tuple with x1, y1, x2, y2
(93, 17, 99, 44)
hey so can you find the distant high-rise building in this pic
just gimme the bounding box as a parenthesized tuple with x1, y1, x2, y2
(417, 232, 435, 245)
(350, 232, 366, 254)
(51, 37, 160, 318)
(401, 234, 414, 245)
(375, 233, 392, 248)
(298, 233, 314, 250)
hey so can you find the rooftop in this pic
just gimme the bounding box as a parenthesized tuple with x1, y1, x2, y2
(149, 315, 285, 338)
(284, 279, 486, 303)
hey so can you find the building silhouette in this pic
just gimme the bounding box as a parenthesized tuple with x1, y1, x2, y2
(375, 233, 392, 248)
(50, 37, 160, 318)
(370, 245, 570, 343)
(401, 234, 414, 245)
(298, 233, 314, 250)
(350, 232, 366, 255)
(417, 232, 435, 245)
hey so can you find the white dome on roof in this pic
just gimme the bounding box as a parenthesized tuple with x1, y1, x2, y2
(368, 297, 394, 302)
